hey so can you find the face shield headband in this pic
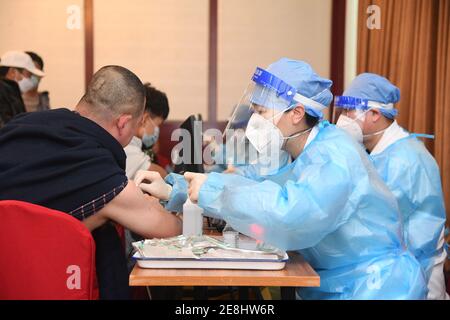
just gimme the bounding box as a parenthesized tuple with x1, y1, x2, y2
(334, 95, 398, 118)
(252, 67, 328, 116)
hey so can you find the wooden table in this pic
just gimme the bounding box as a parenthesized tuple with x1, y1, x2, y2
(129, 252, 320, 300)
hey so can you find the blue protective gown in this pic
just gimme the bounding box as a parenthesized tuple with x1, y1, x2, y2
(164, 121, 426, 299)
(370, 135, 447, 299)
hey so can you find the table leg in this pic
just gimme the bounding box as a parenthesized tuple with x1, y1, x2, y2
(280, 287, 296, 300)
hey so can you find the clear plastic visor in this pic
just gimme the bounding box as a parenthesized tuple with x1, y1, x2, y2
(224, 81, 293, 135)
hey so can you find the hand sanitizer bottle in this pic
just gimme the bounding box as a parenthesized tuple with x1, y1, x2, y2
(182, 198, 204, 237)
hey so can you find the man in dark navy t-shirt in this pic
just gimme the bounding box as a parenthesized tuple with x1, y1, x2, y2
(0, 66, 182, 299)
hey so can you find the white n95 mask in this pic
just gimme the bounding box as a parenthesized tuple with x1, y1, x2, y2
(336, 115, 363, 144)
(245, 113, 284, 155)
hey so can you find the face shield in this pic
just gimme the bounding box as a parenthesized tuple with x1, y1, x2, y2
(332, 96, 370, 123)
(226, 67, 327, 150)
(225, 68, 297, 130)
(222, 67, 326, 174)
(332, 96, 371, 144)
(333, 95, 399, 124)
(223, 68, 296, 169)
(333, 95, 399, 144)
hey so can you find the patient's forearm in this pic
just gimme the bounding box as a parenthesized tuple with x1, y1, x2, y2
(82, 213, 107, 231)
(140, 206, 182, 239)
(98, 181, 182, 239)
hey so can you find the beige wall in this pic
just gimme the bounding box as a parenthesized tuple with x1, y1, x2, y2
(0, 0, 332, 121)
(345, 0, 359, 90)
(94, 0, 209, 121)
(217, 0, 333, 121)
(0, 0, 85, 109)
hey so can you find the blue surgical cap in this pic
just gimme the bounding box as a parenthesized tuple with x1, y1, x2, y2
(265, 58, 333, 118)
(343, 73, 400, 118)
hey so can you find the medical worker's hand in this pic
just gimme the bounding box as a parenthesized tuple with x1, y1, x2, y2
(134, 170, 172, 201)
(184, 172, 208, 203)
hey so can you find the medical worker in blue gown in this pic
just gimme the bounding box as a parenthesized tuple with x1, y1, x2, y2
(334, 73, 448, 299)
(135, 58, 426, 299)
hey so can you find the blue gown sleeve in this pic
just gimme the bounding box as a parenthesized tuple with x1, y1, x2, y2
(164, 173, 188, 212)
(198, 160, 354, 251)
(234, 152, 291, 181)
(233, 164, 265, 181)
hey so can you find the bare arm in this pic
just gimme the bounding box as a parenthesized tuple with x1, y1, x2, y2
(83, 181, 182, 238)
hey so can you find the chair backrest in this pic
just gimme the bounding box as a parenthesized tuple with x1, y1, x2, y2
(0, 200, 98, 300)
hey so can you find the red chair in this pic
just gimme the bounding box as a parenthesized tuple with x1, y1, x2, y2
(114, 223, 126, 249)
(0, 200, 98, 300)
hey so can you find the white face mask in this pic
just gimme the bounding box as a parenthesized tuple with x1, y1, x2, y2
(336, 115, 363, 144)
(18, 77, 35, 93)
(245, 113, 284, 155)
(245, 112, 312, 155)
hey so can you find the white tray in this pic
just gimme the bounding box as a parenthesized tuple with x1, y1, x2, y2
(133, 252, 289, 270)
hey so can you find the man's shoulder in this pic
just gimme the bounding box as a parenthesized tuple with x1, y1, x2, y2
(383, 136, 434, 165)
(11, 108, 91, 127)
(5, 108, 70, 124)
(312, 124, 360, 157)
(4, 108, 120, 151)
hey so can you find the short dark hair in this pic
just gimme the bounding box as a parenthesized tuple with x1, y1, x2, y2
(305, 113, 319, 128)
(143, 83, 169, 120)
(25, 51, 44, 70)
(284, 107, 319, 128)
(79, 65, 145, 118)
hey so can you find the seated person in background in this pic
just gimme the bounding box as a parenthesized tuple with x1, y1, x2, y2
(22, 51, 50, 112)
(0, 50, 44, 127)
(145, 139, 172, 173)
(124, 83, 169, 180)
(0, 65, 181, 299)
(124, 83, 170, 269)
